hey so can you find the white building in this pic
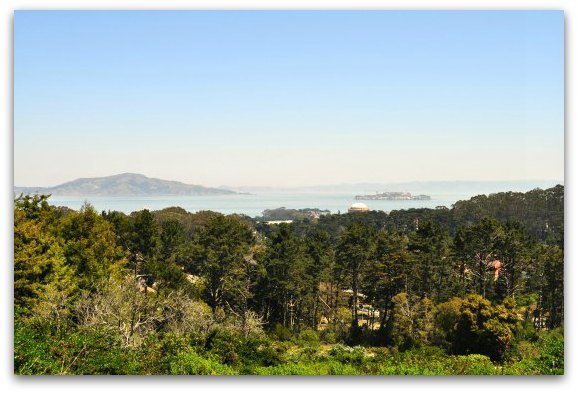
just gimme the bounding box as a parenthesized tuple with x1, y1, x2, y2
(348, 202, 370, 213)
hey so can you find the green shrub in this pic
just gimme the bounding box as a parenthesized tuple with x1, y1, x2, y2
(504, 340, 539, 363)
(320, 330, 338, 344)
(169, 349, 236, 375)
(134, 333, 191, 374)
(505, 330, 564, 375)
(295, 328, 320, 348)
(270, 323, 292, 341)
(204, 328, 242, 365)
(452, 354, 497, 375)
(236, 335, 284, 367)
(345, 322, 363, 346)
(14, 321, 137, 375)
(374, 347, 449, 375)
(439, 295, 520, 361)
(291, 346, 320, 363)
(253, 360, 360, 375)
(329, 344, 369, 366)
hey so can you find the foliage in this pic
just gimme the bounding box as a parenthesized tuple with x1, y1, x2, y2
(190, 214, 255, 317)
(14, 319, 137, 375)
(437, 295, 521, 361)
(13, 187, 564, 375)
(14, 195, 73, 311)
(294, 328, 320, 348)
(169, 349, 236, 375)
(389, 293, 435, 350)
(59, 203, 127, 291)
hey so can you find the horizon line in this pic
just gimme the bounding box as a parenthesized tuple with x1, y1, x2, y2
(14, 171, 565, 189)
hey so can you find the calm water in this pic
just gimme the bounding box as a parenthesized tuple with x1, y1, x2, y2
(48, 192, 473, 218)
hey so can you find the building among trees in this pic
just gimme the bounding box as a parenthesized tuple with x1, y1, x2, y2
(348, 202, 370, 213)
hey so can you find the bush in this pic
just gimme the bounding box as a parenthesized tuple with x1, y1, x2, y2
(252, 360, 360, 375)
(236, 335, 284, 367)
(452, 354, 497, 375)
(374, 347, 450, 375)
(204, 327, 242, 365)
(295, 328, 320, 348)
(320, 330, 338, 344)
(328, 344, 369, 366)
(169, 349, 236, 375)
(345, 322, 363, 346)
(504, 330, 564, 375)
(14, 320, 137, 375)
(134, 333, 190, 374)
(270, 323, 292, 341)
(440, 295, 520, 361)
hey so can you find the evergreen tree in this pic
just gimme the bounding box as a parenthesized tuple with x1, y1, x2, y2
(362, 230, 409, 342)
(335, 223, 377, 326)
(407, 221, 454, 301)
(454, 218, 504, 298)
(260, 224, 311, 329)
(494, 221, 532, 299)
(191, 215, 255, 318)
(59, 203, 126, 290)
(14, 195, 75, 310)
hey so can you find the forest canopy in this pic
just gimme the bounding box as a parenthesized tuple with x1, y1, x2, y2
(14, 186, 564, 375)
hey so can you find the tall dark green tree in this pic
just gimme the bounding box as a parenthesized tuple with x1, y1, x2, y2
(454, 218, 504, 298)
(362, 230, 409, 342)
(191, 215, 255, 318)
(124, 209, 163, 287)
(494, 221, 531, 300)
(260, 224, 311, 329)
(335, 223, 377, 326)
(129, 209, 161, 260)
(407, 221, 454, 301)
(534, 243, 564, 329)
(303, 228, 333, 329)
(140, 219, 191, 290)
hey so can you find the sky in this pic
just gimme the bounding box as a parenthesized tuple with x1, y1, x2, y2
(14, 10, 564, 188)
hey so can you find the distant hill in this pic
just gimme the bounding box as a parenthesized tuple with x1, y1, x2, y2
(14, 173, 238, 197)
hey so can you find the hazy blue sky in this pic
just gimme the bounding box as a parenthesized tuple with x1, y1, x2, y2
(15, 10, 564, 187)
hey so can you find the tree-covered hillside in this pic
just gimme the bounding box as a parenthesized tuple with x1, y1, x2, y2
(14, 186, 564, 375)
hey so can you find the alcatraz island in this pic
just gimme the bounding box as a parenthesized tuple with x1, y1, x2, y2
(354, 191, 431, 201)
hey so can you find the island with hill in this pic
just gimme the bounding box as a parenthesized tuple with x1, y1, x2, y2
(14, 173, 241, 197)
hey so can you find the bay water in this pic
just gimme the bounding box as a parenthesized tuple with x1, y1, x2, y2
(48, 191, 474, 218)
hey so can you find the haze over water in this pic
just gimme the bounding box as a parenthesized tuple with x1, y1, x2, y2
(47, 180, 562, 217)
(48, 193, 456, 217)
